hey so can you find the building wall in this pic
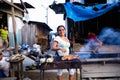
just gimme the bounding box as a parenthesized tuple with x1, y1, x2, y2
(35, 25, 49, 52)
(0, 7, 23, 18)
(21, 23, 36, 45)
(22, 22, 50, 52)
(8, 14, 24, 47)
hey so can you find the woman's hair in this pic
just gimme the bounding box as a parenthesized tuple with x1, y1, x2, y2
(57, 25, 65, 32)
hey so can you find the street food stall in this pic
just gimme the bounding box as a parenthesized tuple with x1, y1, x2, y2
(37, 44, 120, 80)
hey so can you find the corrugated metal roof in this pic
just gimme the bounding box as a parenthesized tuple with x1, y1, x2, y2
(28, 21, 52, 31)
(14, 2, 35, 9)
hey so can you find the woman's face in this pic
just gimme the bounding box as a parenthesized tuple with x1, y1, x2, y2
(58, 26, 66, 36)
(4, 26, 7, 30)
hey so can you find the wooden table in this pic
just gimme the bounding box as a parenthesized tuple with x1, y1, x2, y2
(39, 57, 82, 80)
(9, 58, 24, 80)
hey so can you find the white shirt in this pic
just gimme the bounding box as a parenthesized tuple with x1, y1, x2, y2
(54, 36, 70, 56)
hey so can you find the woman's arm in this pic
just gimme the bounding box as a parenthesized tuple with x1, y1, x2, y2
(51, 41, 61, 51)
(51, 41, 66, 53)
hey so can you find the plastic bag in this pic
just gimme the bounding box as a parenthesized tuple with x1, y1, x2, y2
(0, 57, 10, 77)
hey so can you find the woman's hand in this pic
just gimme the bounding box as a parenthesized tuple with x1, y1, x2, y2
(60, 47, 66, 53)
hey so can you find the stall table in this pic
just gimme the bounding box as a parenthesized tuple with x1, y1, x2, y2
(9, 58, 24, 80)
(39, 57, 82, 80)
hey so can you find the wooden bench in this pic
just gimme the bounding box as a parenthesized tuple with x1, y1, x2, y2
(0, 77, 17, 80)
(81, 57, 120, 79)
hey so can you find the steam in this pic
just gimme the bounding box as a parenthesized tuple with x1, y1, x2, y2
(98, 27, 120, 45)
(78, 27, 120, 59)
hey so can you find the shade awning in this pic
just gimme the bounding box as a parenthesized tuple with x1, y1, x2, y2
(63, 2, 119, 22)
(49, 2, 120, 22)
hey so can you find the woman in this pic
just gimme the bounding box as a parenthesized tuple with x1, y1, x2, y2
(51, 25, 75, 80)
(0, 26, 9, 51)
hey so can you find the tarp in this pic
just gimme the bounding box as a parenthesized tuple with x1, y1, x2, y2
(64, 2, 119, 22)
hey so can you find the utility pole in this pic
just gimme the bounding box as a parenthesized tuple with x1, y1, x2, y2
(46, 7, 48, 24)
(41, 5, 49, 24)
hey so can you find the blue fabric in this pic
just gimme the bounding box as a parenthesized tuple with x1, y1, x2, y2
(64, 2, 119, 22)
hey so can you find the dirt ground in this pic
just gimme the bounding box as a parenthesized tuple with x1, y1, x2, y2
(24, 70, 75, 80)
(23, 70, 120, 80)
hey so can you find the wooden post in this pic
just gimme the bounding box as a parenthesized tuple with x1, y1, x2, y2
(20, 0, 28, 14)
(11, 0, 18, 54)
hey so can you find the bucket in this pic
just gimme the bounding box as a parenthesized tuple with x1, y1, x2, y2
(0, 70, 3, 78)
